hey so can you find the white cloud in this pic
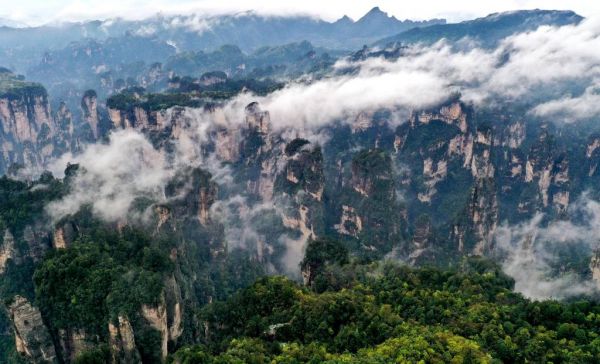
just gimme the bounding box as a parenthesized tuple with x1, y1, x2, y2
(3, 0, 600, 27)
(46, 130, 171, 222)
(241, 16, 600, 125)
(494, 195, 600, 300)
(533, 84, 600, 121)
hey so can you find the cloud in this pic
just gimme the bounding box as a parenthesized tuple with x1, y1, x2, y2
(4, 0, 600, 27)
(45, 16, 600, 223)
(494, 195, 600, 300)
(210, 194, 307, 275)
(46, 130, 172, 222)
(228, 16, 600, 125)
(533, 84, 600, 121)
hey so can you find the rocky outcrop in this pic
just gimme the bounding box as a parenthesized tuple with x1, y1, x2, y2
(52, 222, 77, 249)
(58, 328, 92, 363)
(418, 158, 447, 203)
(409, 215, 434, 264)
(413, 101, 468, 133)
(165, 167, 218, 226)
(0, 76, 58, 173)
(8, 296, 57, 363)
(214, 127, 239, 162)
(109, 316, 141, 364)
(81, 90, 99, 139)
(0, 229, 17, 273)
(334, 205, 362, 237)
(590, 251, 600, 286)
(467, 178, 498, 254)
(141, 302, 168, 361)
(351, 149, 394, 199)
(139, 276, 184, 362)
(245, 102, 271, 135)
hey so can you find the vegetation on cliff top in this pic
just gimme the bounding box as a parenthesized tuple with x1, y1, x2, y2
(173, 251, 600, 363)
(0, 69, 47, 100)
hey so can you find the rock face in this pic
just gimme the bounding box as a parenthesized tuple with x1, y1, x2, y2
(109, 316, 141, 364)
(0, 71, 84, 175)
(0, 80, 55, 173)
(57, 328, 92, 363)
(0, 229, 17, 273)
(8, 296, 57, 363)
(7, 92, 600, 360)
(81, 90, 100, 139)
(165, 167, 218, 226)
(140, 277, 183, 363)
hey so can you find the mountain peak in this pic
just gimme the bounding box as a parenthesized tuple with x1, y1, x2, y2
(335, 15, 354, 25)
(358, 6, 392, 22)
(367, 6, 384, 14)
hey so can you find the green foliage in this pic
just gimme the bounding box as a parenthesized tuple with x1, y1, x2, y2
(0, 175, 65, 239)
(300, 238, 349, 292)
(106, 91, 202, 111)
(0, 70, 47, 99)
(176, 258, 600, 363)
(73, 345, 110, 364)
(33, 227, 172, 336)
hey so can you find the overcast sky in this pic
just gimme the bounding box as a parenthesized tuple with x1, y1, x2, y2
(2, 0, 600, 26)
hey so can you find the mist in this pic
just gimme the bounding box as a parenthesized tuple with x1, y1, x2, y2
(494, 195, 600, 300)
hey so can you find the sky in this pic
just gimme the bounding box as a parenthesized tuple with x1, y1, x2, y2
(2, 0, 600, 27)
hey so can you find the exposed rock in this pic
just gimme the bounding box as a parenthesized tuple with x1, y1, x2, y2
(282, 205, 315, 240)
(587, 138, 600, 158)
(334, 205, 363, 237)
(8, 296, 57, 363)
(591, 252, 600, 286)
(414, 101, 468, 133)
(245, 102, 271, 135)
(141, 301, 168, 361)
(470, 149, 495, 179)
(351, 150, 393, 198)
(0, 229, 17, 273)
(214, 127, 239, 162)
(409, 216, 434, 264)
(503, 121, 525, 149)
(553, 191, 570, 212)
(81, 90, 99, 139)
(0, 80, 59, 174)
(351, 112, 373, 133)
(154, 205, 172, 232)
(108, 108, 123, 129)
(165, 167, 218, 226)
(419, 158, 448, 202)
(58, 328, 92, 363)
(468, 179, 498, 254)
(109, 316, 141, 364)
(52, 223, 76, 249)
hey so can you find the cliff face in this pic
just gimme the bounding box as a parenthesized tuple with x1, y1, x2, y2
(0, 82, 55, 173)
(0, 71, 99, 175)
(6, 93, 600, 360)
(81, 90, 100, 139)
(101, 97, 596, 267)
(8, 296, 57, 363)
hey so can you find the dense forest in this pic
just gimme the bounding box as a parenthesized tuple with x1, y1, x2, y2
(171, 240, 600, 363)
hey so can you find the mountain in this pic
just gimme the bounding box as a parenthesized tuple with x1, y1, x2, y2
(375, 9, 583, 47)
(2, 5, 600, 363)
(0, 7, 444, 76)
(3, 87, 600, 361)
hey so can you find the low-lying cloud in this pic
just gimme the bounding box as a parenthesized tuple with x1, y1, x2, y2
(202, 16, 600, 127)
(46, 130, 171, 222)
(494, 195, 600, 300)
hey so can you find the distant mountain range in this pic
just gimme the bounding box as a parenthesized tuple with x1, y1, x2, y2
(0, 7, 443, 74)
(375, 9, 583, 47)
